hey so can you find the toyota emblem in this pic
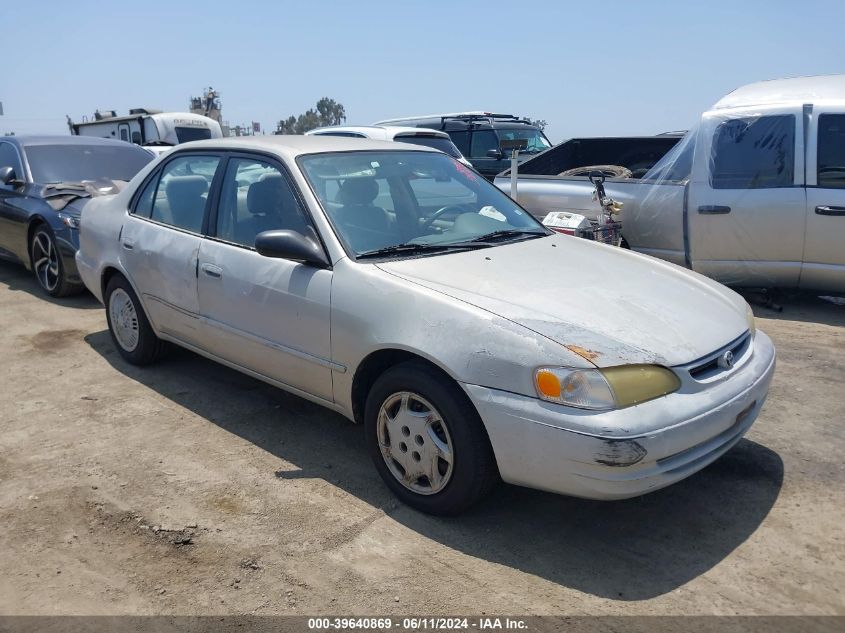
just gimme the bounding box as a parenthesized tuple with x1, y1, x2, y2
(718, 350, 735, 369)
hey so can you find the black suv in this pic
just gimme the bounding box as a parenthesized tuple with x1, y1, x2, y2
(374, 113, 551, 179)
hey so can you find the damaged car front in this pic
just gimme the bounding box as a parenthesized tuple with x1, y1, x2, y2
(370, 234, 775, 500)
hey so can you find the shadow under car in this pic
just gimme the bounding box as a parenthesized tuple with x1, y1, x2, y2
(84, 329, 784, 601)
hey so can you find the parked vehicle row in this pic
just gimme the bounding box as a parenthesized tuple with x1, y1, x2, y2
(71, 135, 773, 515)
(496, 75, 845, 292)
(374, 112, 552, 179)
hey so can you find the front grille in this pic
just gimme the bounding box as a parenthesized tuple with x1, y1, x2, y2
(686, 331, 752, 381)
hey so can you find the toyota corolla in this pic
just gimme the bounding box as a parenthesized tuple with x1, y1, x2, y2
(75, 136, 775, 515)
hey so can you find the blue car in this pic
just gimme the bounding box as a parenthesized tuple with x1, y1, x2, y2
(0, 135, 153, 296)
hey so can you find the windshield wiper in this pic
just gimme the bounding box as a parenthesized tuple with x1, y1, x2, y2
(466, 229, 548, 243)
(357, 242, 488, 260)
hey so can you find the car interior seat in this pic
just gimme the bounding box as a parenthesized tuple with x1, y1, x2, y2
(164, 176, 208, 233)
(336, 177, 392, 233)
(239, 174, 308, 246)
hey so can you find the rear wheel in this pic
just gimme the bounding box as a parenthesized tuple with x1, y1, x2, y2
(365, 361, 498, 515)
(104, 274, 164, 365)
(30, 224, 81, 297)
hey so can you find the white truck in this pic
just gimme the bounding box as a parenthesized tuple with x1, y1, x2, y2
(496, 75, 845, 292)
(68, 108, 223, 151)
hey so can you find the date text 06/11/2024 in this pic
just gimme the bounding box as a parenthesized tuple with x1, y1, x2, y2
(307, 617, 529, 630)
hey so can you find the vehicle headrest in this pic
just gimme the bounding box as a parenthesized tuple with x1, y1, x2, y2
(337, 177, 378, 205)
(165, 175, 208, 202)
(247, 174, 287, 215)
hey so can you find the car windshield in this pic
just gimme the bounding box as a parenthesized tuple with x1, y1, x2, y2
(26, 144, 154, 184)
(175, 127, 213, 143)
(496, 128, 552, 154)
(299, 151, 548, 257)
(394, 135, 463, 159)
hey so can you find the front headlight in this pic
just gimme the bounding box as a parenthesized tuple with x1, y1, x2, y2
(57, 213, 81, 229)
(745, 303, 756, 339)
(535, 364, 681, 410)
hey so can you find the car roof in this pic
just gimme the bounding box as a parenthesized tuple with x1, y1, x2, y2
(6, 135, 142, 148)
(712, 74, 845, 110)
(172, 134, 442, 159)
(306, 125, 451, 139)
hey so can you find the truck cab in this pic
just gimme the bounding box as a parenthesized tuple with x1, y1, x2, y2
(626, 75, 845, 292)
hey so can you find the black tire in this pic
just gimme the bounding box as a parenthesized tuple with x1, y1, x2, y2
(364, 361, 498, 515)
(104, 274, 164, 365)
(29, 224, 83, 297)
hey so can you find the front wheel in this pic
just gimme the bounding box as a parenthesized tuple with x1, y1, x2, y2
(364, 361, 498, 515)
(104, 274, 164, 365)
(30, 225, 81, 297)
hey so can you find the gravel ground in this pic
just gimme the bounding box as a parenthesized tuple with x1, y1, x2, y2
(0, 261, 842, 616)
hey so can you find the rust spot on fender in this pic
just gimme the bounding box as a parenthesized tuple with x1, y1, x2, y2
(565, 344, 601, 362)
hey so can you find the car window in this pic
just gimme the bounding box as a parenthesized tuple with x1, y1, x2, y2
(710, 115, 795, 189)
(216, 157, 311, 248)
(133, 174, 157, 218)
(446, 131, 470, 155)
(395, 135, 463, 159)
(0, 142, 24, 186)
(175, 127, 213, 143)
(150, 155, 220, 233)
(496, 128, 552, 154)
(817, 113, 845, 189)
(469, 130, 500, 158)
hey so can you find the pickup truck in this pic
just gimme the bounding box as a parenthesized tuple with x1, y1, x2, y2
(495, 75, 845, 293)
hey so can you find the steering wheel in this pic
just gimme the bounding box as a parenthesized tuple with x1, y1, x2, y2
(420, 205, 467, 231)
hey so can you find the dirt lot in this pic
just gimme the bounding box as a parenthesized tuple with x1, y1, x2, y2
(0, 261, 843, 617)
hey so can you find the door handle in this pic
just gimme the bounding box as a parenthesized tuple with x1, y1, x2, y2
(698, 205, 732, 215)
(815, 205, 845, 216)
(200, 263, 223, 278)
(121, 237, 135, 250)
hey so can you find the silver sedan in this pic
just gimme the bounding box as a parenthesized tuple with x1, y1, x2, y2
(76, 136, 775, 515)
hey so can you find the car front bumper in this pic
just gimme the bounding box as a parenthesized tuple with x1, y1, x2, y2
(462, 330, 776, 500)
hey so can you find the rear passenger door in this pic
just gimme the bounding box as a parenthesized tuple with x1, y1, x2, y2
(196, 154, 334, 402)
(687, 107, 806, 287)
(803, 109, 845, 292)
(122, 153, 222, 346)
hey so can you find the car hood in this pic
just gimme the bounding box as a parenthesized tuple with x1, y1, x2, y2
(376, 234, 748, 367)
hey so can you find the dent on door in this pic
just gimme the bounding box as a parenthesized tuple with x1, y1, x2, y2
(120, 216, 203, 343)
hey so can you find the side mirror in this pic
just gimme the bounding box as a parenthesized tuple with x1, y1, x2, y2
(0, 166, 19, 186)
(254, 229, 330, 268)
(486, 148, 504, 160)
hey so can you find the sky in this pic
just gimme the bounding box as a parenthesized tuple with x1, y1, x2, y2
(2, 0, 844, 144)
